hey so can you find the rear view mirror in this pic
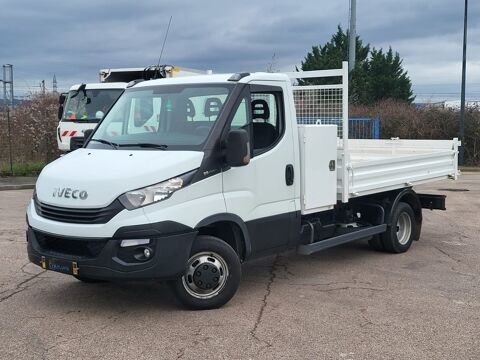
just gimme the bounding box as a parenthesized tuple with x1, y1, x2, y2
(225, 129, 250, 167)
(58, 93, 67, 120)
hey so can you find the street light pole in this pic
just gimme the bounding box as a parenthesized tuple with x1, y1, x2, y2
(459, 0, 468, 165)
(348, 0, 357, 73)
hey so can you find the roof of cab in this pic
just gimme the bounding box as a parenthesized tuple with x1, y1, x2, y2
(132, 72, 290, 88)
(69, 82, 128, 91)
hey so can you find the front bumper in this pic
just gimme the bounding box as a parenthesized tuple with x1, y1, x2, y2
(27, 223, 197, 281)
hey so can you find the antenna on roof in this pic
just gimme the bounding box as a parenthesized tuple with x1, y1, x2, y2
(155, 16, 173, 78)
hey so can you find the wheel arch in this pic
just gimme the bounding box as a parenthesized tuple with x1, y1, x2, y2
(195, 213, 251, 261)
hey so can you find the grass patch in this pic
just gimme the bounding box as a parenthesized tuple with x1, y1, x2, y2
(0, 161, 46, 176)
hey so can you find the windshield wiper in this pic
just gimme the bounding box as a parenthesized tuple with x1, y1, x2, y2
(117, 143, 168, 150)
(89, 138, 119, 149)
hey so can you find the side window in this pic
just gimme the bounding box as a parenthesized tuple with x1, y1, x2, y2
(250, 91, 284, 153)
(225, 95, 252, 154)
(230, 98, 248, 129)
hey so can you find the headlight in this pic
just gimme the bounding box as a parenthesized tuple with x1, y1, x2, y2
(118, 170, 196, 210)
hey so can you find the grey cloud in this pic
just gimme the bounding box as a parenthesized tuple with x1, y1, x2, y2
(0, 0, 478, 101)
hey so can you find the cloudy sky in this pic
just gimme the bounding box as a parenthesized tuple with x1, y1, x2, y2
(0, 0, 479, 102)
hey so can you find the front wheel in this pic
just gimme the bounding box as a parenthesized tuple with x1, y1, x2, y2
(172, 235, 241, 310)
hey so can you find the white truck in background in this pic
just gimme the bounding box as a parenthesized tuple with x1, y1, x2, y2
(29, 62, 459, 309)
(57, 65, 210, 151)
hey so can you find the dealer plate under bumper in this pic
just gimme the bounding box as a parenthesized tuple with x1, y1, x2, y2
(41, 256, 79, 276)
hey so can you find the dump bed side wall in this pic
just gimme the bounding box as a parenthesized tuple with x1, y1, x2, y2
(342, 138, 460, 199)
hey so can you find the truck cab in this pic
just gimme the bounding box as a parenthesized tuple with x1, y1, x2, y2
(57, 83, 126, 151)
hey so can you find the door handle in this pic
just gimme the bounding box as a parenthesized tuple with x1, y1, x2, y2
(285, 164, 294, 186)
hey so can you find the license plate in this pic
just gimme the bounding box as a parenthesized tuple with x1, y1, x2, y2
(41, 256, 79, 275)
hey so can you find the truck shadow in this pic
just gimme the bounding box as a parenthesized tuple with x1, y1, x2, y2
(39, 239, 377, 312)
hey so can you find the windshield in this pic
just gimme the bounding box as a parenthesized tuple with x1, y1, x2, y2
(87, 84, 232, 150)
(62, 89, 123, 122)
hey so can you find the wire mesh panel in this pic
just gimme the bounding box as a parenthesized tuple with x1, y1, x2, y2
(285, 63, 349, 150)
(293, 85, 344, 138)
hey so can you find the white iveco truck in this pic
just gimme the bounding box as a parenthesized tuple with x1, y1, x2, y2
(57, 65, 209, 151)
(28, 62, 459, 309)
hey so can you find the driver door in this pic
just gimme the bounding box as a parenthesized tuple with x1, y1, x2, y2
(222, 84, 297, 257)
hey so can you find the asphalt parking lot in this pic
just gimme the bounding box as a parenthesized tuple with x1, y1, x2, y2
(0, 174, 479, 359)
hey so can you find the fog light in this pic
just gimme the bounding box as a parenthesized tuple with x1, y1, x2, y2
(120, 239, 150, 247)
(144, 248, 152, 259)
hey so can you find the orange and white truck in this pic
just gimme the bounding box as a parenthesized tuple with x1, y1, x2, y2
(57, 65, 210, 151)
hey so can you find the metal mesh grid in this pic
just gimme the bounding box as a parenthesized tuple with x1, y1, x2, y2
(293, 86, 344, 138)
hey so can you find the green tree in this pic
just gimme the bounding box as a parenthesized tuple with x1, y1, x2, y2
(297, 26, 369, 102)
(298, 27, 414, 104)
(367, 47, 414, 103)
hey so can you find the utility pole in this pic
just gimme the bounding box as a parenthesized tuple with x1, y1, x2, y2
(459, 0, 468, 165)
(348, 0, 357, 73)
(52, 74, 57, 93)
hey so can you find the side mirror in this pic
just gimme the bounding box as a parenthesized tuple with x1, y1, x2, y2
(225, 129, 250, 167)
(57, 105, 64, 120)
(58, 93, 67, 120)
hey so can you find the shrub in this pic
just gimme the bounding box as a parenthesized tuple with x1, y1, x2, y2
(351, 100, 480, 165)
(0, 93, 61, 167)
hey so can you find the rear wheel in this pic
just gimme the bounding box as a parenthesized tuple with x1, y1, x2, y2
(369, 202, 416, 253)
(172, 235, 241, 310)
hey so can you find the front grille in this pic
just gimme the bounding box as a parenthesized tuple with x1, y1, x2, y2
(35, 231, 108, 258)
(70, 137, 85, 150)
(34, 196, 124, 224)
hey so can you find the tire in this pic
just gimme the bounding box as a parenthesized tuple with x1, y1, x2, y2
(172, 235, 241, 310)
(380, 202, 416, 253)
(74, 276, 107, 283)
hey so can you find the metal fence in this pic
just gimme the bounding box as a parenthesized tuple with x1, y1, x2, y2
(349, 118, 380, 139)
